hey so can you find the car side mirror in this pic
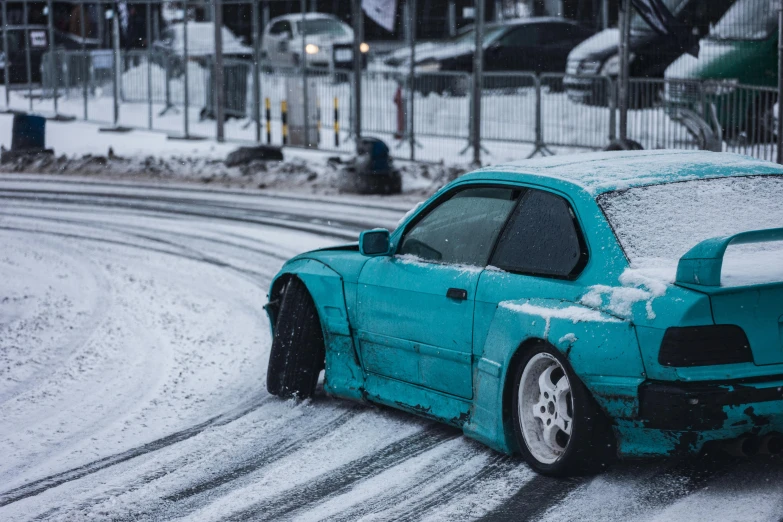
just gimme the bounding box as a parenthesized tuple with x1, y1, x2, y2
(359, 229, 391, 257)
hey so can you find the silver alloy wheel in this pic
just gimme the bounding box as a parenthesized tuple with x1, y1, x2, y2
(518, 353, 574, 464)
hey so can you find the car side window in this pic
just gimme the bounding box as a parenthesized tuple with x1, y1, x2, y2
(270, 21, 291, 36)
(538, 23, 576, 45)
(398, 186, 522, 267)
(490, 189, 587, 278)
(498, 27, 536, 48)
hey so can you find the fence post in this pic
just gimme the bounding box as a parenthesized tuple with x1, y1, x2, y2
(777, 2, 783, 164)
(80, 1, 88, 120)
(183, 0, 190, 138)
(266, 97, 271, 143)
(617, 0, 631, 143)
(146, 2, 152, 129)
(351, 0, 363, 151)
(112, 1, 121, 126)
(47, 0, 58, 114)
(407, 0, 416, 161)
(608, 77, 616, 142)
(2, 0, 9, 109)
(252, 0, 262, 143)
(24, 0, 33, 112)
(470, 0, 484, 166)
(300, 0, 310, 147)
(213, 0, 225, 142)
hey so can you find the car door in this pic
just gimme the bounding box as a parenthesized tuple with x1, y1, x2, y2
(265, 20, 293, 67)
(356, 185, 523, 400)
(473, 188, 590, 356)
(485, 26, 537, 72)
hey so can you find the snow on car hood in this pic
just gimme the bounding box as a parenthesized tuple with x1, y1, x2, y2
(567, 28, 650, 62)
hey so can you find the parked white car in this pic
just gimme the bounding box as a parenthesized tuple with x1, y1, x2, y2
(261, 13, 368, 70)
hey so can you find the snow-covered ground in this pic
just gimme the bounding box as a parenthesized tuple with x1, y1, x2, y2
(1, 176, 782, 521)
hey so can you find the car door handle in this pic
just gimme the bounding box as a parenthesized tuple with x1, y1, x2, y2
(446, 288, 468, 301)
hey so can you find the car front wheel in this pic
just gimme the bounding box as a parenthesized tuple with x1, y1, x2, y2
(512, 343, 615, 476)
(266, 277, 325, 399)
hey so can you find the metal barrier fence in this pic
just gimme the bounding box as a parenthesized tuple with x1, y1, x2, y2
(5, 47, 781, 164)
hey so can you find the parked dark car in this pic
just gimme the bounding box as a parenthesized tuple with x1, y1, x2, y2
(564, 0, 734, 106)
(378, 17, 594, 95)
(0, 26, 100, 84)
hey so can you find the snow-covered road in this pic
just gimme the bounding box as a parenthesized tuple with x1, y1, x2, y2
(0, 176, 781, 522)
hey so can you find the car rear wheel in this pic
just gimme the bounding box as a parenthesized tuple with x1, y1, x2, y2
(512, 343, 615, 476)
(266, 277, 325, 399)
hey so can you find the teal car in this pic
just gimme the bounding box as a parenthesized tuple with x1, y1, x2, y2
(265, 150, 783, 476)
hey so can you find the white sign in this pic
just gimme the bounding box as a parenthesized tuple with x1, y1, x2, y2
(362, 0, 397, 32)
(29, 31, 48, 48)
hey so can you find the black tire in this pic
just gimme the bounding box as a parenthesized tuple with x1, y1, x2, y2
(266, 277, 325, 399)
(511, 342, 616, 476)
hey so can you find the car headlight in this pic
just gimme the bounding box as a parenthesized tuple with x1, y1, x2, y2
(579, 60, 601, 75)
(417, 61, 441, 72)
(600, 53, 635, 76)
(703, 79, 738, 96)
(305, 43, 319, 55)
(360, 42, 370, 53)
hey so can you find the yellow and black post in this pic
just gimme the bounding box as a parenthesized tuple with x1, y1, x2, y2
(334, 97, 340, 148)
(265, 97, 272, 144)
(316, 97, 322, 144)
(281, 100, 288, 145)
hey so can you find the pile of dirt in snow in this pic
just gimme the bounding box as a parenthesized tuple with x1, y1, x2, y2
(0, 148, 467, 197)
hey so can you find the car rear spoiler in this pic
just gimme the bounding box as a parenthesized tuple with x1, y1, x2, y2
(676, 227, 783, 286)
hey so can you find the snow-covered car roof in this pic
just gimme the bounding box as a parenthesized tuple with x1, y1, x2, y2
(268, 12, 344, 24)
(163, 22, 252, 56)
(472, 150, 783, 196)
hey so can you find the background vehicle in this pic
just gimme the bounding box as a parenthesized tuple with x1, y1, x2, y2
(261, 13, 368, 70)
(565, 0, 733, 106)
(265, 150, 783, 476)
(0, 25, 100, 84)
(152, 22, 252, 76)
(378, 18, 594, 95)
(664, 0, 779, 141)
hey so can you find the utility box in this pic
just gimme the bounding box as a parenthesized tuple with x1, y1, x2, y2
(286, 76, 319, 148)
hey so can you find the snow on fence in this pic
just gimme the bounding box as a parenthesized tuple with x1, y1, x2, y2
(8, 49, 779, 165)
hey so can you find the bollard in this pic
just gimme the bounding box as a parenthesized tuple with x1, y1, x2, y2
(316, 97, 321, 144)
(281, 100, 288, 145)
(334, 97, 340, 147)
(265, 97, 272, 144)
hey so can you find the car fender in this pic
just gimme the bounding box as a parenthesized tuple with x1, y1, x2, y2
(269, 258, 366, 401)
(464, 298, 644, 455)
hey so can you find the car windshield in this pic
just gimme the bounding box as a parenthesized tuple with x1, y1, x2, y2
(296, 18, 348, 36)
(598, 176, 783, 278)
(711, 0, 777, 40)
(630, 0, 689, 33)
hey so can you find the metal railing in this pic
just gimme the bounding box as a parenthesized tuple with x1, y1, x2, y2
(6, 47, 781, 165)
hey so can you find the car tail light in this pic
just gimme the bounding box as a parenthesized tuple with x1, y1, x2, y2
(658, 325, 753, 367)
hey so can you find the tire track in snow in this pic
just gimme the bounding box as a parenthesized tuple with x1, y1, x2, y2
(223, 425, 461, 522)
(0, 394, 273, 507)
(30, 401, 361, 522)
(161, 407, 361, 503)
(478, 474, 587, 521)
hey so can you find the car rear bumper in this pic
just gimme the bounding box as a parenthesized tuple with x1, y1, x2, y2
(614, 376, 783, 457)
(639, 378, 783, 431)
